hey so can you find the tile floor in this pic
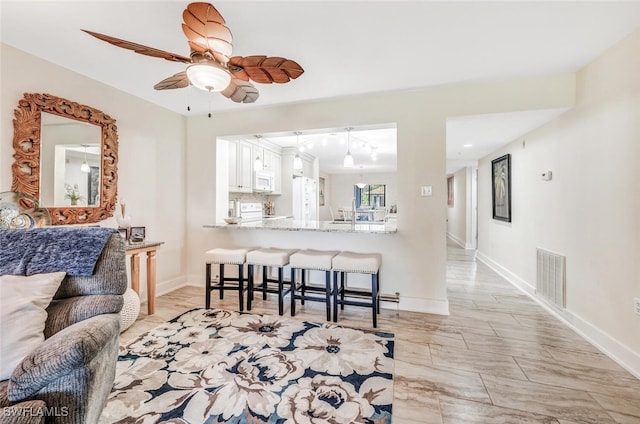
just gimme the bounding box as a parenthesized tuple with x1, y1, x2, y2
(121, 241, 640, 423)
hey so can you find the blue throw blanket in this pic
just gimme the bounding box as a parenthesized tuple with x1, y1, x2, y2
(0, 227, 117, 277)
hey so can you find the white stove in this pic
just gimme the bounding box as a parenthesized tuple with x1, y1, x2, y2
(239, 202, 263, 222)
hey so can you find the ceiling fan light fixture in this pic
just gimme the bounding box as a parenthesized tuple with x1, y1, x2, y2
(186, 62, 231, 92)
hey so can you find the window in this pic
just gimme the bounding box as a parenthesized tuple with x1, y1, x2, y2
(354, 184, 386, 209)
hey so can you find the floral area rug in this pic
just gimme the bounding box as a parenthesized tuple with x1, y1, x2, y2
(100, 308, 394, 423)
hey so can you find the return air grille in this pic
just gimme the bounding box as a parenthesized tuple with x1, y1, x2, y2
(536, 248, 566, 309)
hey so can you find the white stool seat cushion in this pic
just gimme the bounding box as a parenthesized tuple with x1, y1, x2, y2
(246, 248, 297, 267)
(332, 251, 381, 274)
(290, 249, 339, 271)
(205, 248, 249, 264)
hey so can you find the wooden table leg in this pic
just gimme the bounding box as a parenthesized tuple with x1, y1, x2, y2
(130, 253, 140, 295)
(146, 250, 157, 315)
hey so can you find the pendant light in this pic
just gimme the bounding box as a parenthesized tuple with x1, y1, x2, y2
(253, 135, 263, 171)
(343, 127, 354, 168)
(80, 144, 91, 173)
(293, 131, 303, 170)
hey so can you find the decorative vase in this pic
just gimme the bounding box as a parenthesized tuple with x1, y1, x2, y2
(116, 202, 131, 227)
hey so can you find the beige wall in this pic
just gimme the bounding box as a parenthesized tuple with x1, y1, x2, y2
(185, 75, 575, 314)
(0, 44, 188, 301)
(0, 43, 576, 317)
(477, 29, 640, 375)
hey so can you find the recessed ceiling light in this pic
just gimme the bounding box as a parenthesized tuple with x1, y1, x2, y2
(463, 144, 473, 148)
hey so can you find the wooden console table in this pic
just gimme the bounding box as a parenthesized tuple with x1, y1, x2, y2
(125, 241, 163, 315)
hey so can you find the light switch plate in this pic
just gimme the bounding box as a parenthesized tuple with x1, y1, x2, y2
(421, 186, 432, 196)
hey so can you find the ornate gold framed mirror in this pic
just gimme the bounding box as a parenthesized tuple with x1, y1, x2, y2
(11, 93, 118, 225)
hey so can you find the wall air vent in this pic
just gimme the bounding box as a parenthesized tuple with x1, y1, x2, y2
(536, 248, 566, 309)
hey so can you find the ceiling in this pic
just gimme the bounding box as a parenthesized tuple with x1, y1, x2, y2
(2, 1, 639, 173)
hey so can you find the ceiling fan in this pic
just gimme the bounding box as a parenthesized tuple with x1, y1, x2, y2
(82, 2, 304, 105)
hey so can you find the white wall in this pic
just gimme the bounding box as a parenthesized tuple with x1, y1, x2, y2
(185, 74, 575, 315)
(477, 29, 640, 376)
(0, 44, 188, 301)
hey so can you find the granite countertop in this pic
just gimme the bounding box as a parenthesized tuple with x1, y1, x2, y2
(204, 218, 397, 234)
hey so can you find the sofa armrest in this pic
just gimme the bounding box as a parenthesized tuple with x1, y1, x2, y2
(44, 295, 123, 338)
(7, 314, 120, 402)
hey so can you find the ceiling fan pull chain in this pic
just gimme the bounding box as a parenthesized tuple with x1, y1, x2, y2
(186, 85, 191, 112)
(208, 89, 212, 118)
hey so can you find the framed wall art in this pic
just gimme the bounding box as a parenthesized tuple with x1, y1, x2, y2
(491, 154, 511, 222)
(447, 176, 454, 207)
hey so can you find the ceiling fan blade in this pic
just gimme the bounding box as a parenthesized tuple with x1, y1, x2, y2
(228, 56, 304, 84)
(82, 29, 192, 63)
(222, 78, 259, 103)
(182, 2, 233, 63)
(154, 71, 190, 90)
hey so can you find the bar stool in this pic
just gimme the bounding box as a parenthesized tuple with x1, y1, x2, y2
(205, 248, 249, 311)
(289, 249, 339, 321)
(246, 248, 297, 315)
(332, 252, 382, 327)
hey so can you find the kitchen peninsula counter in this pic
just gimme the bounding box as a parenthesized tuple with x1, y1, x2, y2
(204, 218, 397, 234)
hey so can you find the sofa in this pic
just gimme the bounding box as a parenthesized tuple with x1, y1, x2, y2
(0, 228, 127, 424)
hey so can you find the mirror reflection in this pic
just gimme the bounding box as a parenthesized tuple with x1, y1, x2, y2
(40, 112, 101, 207)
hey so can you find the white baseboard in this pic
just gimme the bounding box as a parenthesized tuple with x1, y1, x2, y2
(398, 296, 450, 315)
(477, 251, 640, 380)
(447, 233, 465, 249)
(476, 251, 535, 295)
(138, 277, 189, 303)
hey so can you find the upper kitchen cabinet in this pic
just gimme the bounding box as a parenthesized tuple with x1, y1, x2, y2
(266, 150, 282, 194)
(229, 139, 253, 193)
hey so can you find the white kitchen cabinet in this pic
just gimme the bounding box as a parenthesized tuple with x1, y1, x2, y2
(263, 149, 282, 194)
(254, 147, 282, 195)
(229, 140, 253, 193)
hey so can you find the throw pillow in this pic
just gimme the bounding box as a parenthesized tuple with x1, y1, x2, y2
(0, 272, 66, 381)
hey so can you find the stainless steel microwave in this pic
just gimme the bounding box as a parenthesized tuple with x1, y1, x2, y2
(254, 170, 274, 192)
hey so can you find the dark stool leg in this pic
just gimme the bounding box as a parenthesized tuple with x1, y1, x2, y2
(247, 264, 254, 310)
(219, 264, 225, 300)
(325, 270, 331, 321)
(301, 269, 306, 305)
(332, 271, 339, 323)
(277, 267, 284, 315)
(372, 272, 378, 328)
(205, 263, 211, 309)
(376, 271, 381, 314)
(238, 264, 245, 312)
(262, 266, 268, 300)
(340, 272, 345, 310)
(290, 268, 297, 316)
